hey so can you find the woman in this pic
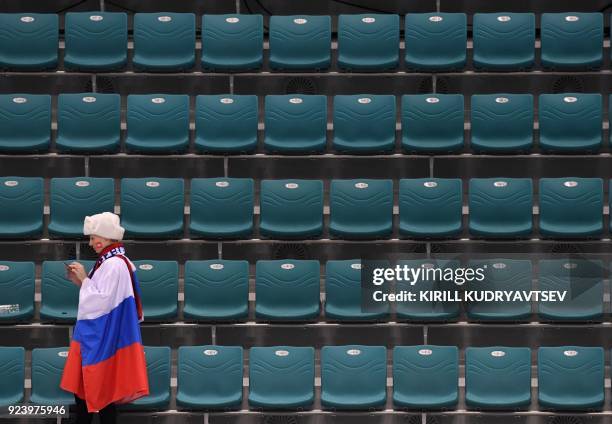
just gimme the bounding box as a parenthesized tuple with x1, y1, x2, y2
(60, 212, 149, 424)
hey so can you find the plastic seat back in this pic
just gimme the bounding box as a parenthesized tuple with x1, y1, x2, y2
(0, 13, 58, 69)
(41, 261, 94, 322)
(0, 94, 50, 152)
(0, 177, 44, 239)
(133, 261, 178, 321)
(0, 261, 35, 322)
(269, 15, 331, 70)
(30, 347, 75, 405)
(0, 347, 24, 406)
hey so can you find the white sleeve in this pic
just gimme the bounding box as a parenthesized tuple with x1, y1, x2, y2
(77, 258, 135, 321)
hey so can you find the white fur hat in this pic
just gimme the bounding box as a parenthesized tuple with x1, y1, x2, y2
(83, 212, 125, 240)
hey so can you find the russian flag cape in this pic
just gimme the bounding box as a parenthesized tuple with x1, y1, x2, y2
(61, 243, 149, 412)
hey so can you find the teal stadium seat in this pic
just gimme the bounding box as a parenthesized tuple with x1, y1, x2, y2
(538, 346, 604, 410)
(321, 345, 387, 409)
(541, 13, 603, 69)
(64, 12, 127, 70)
(538, 260, 603, 322)
(183, 260, 249, 321)
(134, 261, 178, 321)
(610, 180, 612, 233)
(189, 178, 253, 238)
(126, 94, 189, 153)
(333, 95, 396, 153)
(0, 13, 58, 70)
(330, 179, 393, 239)
(249, 346, 315, 409)
(264, 95, 327, 153)
(49, 178, 115, 237)
(337, 14, 399, 70)
(259, 179, 323, 238)
(399, 178, 463, 237)
(473, 13, 535, 70)
(325, 260, 389, 321)
(470, 94, 533, 152)
(609, 95, 612, 148)
(401, 94, 464, 153)
(539, 178, 603, 238)
(466, 259, 532, 321)
(538, 93, 602, 152)
(126, 346, 171, 409)
(195, 95, 258, 153)
(121, 178, 184, 238)
(133, 13, 195, 71)
(40, 261, 94, 322)
(201, 14, 263, 70)
(269, 15, 331, 70)
(255, 260, 320, 321)
(56, 93, 120, 153)
(395, 260, 461, 321)
(392, 345, 458, 409)
(469, 178, 533, 237)
(177, 345, 243, 409)
(0, 262, 34, 322)
(404, 13, 466, 71)
(0, 177, 44, 239)
(465, 347, 531, 410)
(0, 347, 24, 406)
(0, 94, 50, 152)
(30, 347, 75, 406)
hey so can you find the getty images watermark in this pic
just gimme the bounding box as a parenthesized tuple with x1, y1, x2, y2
(359, 260, 572, 312)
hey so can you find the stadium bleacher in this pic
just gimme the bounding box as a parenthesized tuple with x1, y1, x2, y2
(0, 0, 611, 422)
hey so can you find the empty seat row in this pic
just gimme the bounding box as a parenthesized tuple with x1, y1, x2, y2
(1, 93, 610, 154)
(0, 258, 607, 323)
(1, 345, 605, 411)
(1, 177, 610, 240)
(0, 12, 609, 71)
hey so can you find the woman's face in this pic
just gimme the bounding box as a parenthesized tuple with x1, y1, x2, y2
(89, 235, 113, 254)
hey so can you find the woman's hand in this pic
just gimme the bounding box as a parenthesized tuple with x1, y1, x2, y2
(67, 262, 88, 286)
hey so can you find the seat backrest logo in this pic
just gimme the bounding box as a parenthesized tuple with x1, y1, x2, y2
(281, 263, 295, 270)
(497, 16, 511, 22)
(563, 96, 577, 103)
(424, 181, 438, 188)
(58, 351, 69, 357)
(216, 181, 230, 188)
(355, 182, 368, 189)
(275, 350, 289, 356)
(358, 97, 371, 104)
(210, 263, 224, 270)
(4, 181, 18, 187)
(146, 181, 160, 188)
(139, 264, 153, 271)
(347, 349, 361, 356)
(563, 262, 577, 270)
(0, 265, 9, 271)
(12, 97, 27, 104)
(495, 97, 509, 104)
(158, 16, 172, 22)
(151, 97, 166, 104)
(362, 17, 376, 23)
(564, 350, 578, 357)
(425, 97, 439, 103)
(82, 96, 97, 103)
(494, 181, 508, 187)
(491, 350, 505, 357)
(220, 98, 234, 104)
(89, 15, 104, 22)
(428, 16, 443, 23)
(226, 17, 240, 23)
(565, 16, 579, 22)
(20, 16, 35, 23)
(419, 349, 433, 356)
(563, 181, 578, 187)
(75, 181, 90, 187)
(204, 349, 218, 356)
(293, 18, 307, 25)
(351, 263, 362, 270)
(289, 98, 303, 104)
(285, 183, 299, 189)
(493, 263, 506, 269)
